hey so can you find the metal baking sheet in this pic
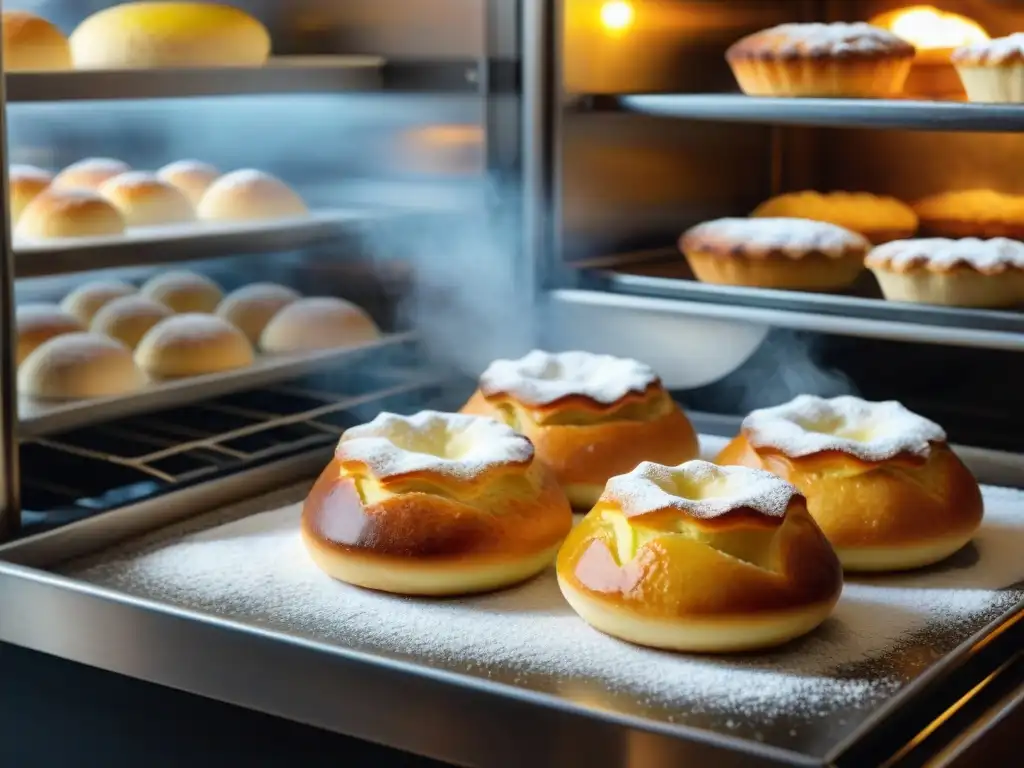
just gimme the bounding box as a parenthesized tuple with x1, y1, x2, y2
(0, 436, 1018, 766)
(618, 94, 1024, 132)
(5, 57, 384, 102)
(19, 331, 416, 437)
(15, 209, 387, 278)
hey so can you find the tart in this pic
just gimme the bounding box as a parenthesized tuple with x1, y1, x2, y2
(953, 34, 1024, 103)
(913, 189, 1024, 240)
(752, 191, 918, 244)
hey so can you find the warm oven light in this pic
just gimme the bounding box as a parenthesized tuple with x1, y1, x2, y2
(870, 5, 989, 51)
(600, 1, 635, 34)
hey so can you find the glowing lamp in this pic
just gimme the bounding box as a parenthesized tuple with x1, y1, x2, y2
(599, 1, 635, 35)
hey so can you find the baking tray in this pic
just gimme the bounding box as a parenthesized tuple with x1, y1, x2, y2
(0, 435, 1020, 767)
(19, 331, 416, 437)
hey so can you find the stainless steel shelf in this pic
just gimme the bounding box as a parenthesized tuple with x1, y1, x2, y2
(5, 57, 385, 102)
(15, 209, 384, 278)
(617, 94, 1024, 132)
(19, 331, 416, 437)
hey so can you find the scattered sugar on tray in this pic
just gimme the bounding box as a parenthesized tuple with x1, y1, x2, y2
(337, 410, 534, 480)
(479, 350, 659, 406)
(682, 218, 869, 260)
(743, 394, 947, 460)
(867, 238, 1024, 274)
(68, 484, 1024, 725)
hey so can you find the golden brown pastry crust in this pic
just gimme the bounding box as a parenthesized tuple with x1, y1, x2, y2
(752, 191, 918, 244)
(913, 190, 1024, 239)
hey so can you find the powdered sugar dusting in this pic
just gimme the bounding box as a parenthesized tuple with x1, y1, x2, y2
(337, 410, 534, 481)
(744, 395, 947, 460)
(101, 171, 168, 189)
(210, 169, 282, 190)
(733, 22, 914, 57)
(682, 217, 869, 260)
(10, 164, 52, 183)
(866, 238, 1024, 274)
(62, 481, 1024, 743)
(605, 460, 796, 519)
(953, 33, 1024, 65)
(479, 349, 659, 406)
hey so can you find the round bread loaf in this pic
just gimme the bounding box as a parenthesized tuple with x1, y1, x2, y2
(141, 270, 223, 313)
(98, 171, 195, 227)
(197, 169, 307, 222)
(135, 313, 254, 378)
(19, 332, 146, 400)
(52, 158, 131, 192)
(260, 297, 379, 353)
(16, 187, 126, 240)
(91, 295, 173, 350)
(216, 282, 301, 344)
(9, 165, 53, 226)
(60, 279, 138, 325)
(16, 303, 84, 366)
(157, 160, 220, 206)
(2, 11, 72, 71)
(70, 2, 271, 69)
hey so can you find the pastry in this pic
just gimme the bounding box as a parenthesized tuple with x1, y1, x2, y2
(461, 350, 699, 509)
(679, 217, 870, 291)
(716, 395, 984, 572)
(216, 283, 301, 344)
(16, 188, 126, 240)
(16, 304, 84, 366)
(60, 280, 137, 325)
(2, 11, 71, 71)
(157, 160, 220, 206)
(98, 171, 195, 227)
(302, 410, 573, 595)
(19, 332, 145, 400)
(726, 22, 915, 98)
(870, 5, 989, 99)
(91, 295, 174, 350)
(752, 191, 918, 244)
(953, 34, 1024, 103)
(866, 237, 1024, 307)
(69, 2, 271, 69)
(196, 169, 307, 222)
(52, 158, 131, 192)
(913, 189, 1024, 239)
(259, 297, 378, 353)
(135, 314, 254, 378)
(9, 165, 53, 227)
(141, 270, 223, 313)
(556, 460, 843, 652)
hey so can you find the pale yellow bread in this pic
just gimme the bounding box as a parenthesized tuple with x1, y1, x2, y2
(9, 165, 53, 226)
(18, 332, 145, 400)
(135, 313, 254, 378)
(69, 2, 271, 69)
(834, 530, 978, 572)
(259, 297, 379, 353)
(197, 169, 307, 222)
(752, 191, 918, 244)
(157, 160, 220, 206)
(216, 283, 301, 344)
(60, 280, 137, 325)
(2, 11, 72, 71)
(16, 187, 126, 240)
(141, 270, 223, 313)
(52, 158, 131, 192)
(98, 171, 195, 227)
(90, 295, 174, 350)
(16, 304, 84, 366)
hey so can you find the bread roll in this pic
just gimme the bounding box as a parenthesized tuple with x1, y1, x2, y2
(462, 350, 700, 509)
(157, 160, 220, 206)
(91, 295, 173, 350)
(141, 270, 223, 313)
(216, 282, 300, 344)
(302, 411, 573, 596)
(197, 169, 307, 222)
(16, 187, 126, 240)
(19, 332, 145, 400)
(98, 171, 195, 227)
(60, 279, 137, 325)
(16, 303, 84, 366)
(70, 2, 271, 69)
(260, 297, 379, 353)
(52, 158, 131, 192)
(2, 11, 72, 71)
(9, 165, 53, 226)
(135, 313, 254, 378)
